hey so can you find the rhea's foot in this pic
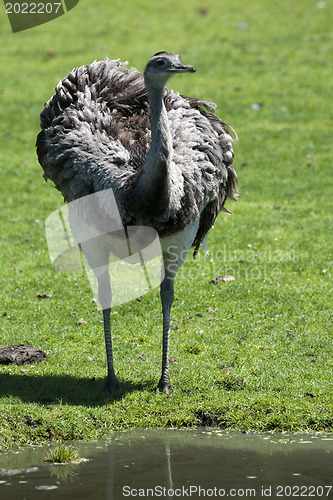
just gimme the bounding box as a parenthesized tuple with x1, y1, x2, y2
(104, 375, 120, 394)
(156, 375, 173, 395)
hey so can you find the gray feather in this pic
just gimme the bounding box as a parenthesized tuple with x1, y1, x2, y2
(36, 53, 239, 394)
(36, 57, 237, 250)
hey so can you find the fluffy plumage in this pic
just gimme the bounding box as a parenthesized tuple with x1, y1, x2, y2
(36, 53, 238, 393)
(37, 57, 237, 251)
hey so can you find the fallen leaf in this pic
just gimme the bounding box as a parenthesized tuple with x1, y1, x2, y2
(219, 275, 235, 282)
(77, 318, 87, 325)
(209, 275, 235, 284)
(237, 22, 249, 30)
(198, 8, 208, 16)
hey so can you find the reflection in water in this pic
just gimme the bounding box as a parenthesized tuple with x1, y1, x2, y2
(1, 429, 333, 499)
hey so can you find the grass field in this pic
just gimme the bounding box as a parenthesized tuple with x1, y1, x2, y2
(0, 0, 332, 451)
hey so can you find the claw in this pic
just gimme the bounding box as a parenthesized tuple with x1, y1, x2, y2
(156, 377, 173, 395)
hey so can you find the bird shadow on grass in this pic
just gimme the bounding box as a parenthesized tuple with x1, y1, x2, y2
(0, 373, 155, 406)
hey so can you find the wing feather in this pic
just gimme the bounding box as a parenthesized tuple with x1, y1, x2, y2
(36, 58, 237, 246)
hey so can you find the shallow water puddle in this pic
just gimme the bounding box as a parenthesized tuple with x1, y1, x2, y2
(0, 429, 333, 499)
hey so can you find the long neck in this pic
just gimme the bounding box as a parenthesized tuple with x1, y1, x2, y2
(146, 85, 172, 161)
(126, 81, 172, 218)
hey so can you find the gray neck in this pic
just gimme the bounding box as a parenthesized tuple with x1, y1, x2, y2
(126, 81, 172, 217)
(146, 85, 172, 159)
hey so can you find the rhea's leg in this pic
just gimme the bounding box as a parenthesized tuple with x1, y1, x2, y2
(102, 307, 119, 393)
(157, 223, 198, 394)
(96, 267, 119, 393)
(157, 276, 174, 394)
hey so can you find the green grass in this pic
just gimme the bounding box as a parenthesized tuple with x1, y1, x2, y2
(44, 443, 79, 464)
(0, 0, 333, 451)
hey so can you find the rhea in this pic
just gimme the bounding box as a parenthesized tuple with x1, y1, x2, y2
(36, 52, 238, 394)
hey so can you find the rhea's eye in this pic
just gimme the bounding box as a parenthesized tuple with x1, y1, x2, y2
(155, 59, 166, 66)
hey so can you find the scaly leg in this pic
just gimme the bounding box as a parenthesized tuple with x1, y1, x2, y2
(157, 276, 174, 394)
(103, 307, 119, 393)
(157, 222, 199, 394)
(96, 267, 119, 393)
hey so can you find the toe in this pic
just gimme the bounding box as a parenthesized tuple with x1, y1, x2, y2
(104, 376, 120, 394)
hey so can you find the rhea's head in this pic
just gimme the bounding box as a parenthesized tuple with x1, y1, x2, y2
(144, 52, 196, 88)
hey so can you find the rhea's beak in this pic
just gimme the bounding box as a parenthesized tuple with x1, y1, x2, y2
(172, 63, 196, 74)
(170, 61, 196, 73)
